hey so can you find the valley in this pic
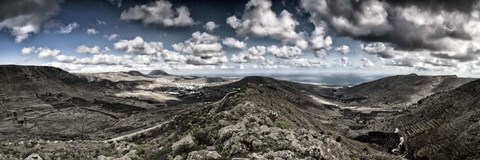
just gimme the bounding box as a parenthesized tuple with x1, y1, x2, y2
(0, 65, 478, 160)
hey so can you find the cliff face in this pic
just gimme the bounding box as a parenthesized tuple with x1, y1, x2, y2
(395, 80, 480, 159)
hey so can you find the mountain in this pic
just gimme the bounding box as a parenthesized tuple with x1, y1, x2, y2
(394, 79, 480, 160)
(0, 65, 181, 142)
(148, 70, 172, 76)
(0, 67, 401, 159)
(339, 74, 476, 108)
(0, 65, 94, 95)
(125, 70, 147, 77)
(222, 76, 336, 99)
(128, 84, 400, 159)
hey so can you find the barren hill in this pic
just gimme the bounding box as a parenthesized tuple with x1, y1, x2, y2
(339, 74, 476, 108)
(395, 79, 480, 159)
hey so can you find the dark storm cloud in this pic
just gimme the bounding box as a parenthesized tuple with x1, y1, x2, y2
(0, 0, 59, 21)
(430, 52, 479, 62)
(383, 0, 478, 13)
(301, 0, 480, 52)
(0, 0, 62, 42)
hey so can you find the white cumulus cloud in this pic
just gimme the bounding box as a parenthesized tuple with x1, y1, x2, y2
(114, 36, 164, 55)
(172, 32, 227, 65)
(204, 21, 219, 32)
(227, 0, 308, 49)
(86, 28, 99, 35)
(56, 22, 79, 34)
(267, 45, 302, 59)
(120, 0, 194, 27)
(75, 45, 101, 54)
(222, 37, 246, 49)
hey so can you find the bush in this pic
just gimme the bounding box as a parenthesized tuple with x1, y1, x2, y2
(274, 119, 291, 129)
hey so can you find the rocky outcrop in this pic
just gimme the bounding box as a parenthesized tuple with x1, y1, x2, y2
(132, 84, 401, 159)
(172, 135, 196, 154)
(187, 150, 221, 160)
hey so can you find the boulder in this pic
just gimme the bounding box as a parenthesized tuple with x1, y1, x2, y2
(25, 154, 43, 160)
(172, 135, 196, 154)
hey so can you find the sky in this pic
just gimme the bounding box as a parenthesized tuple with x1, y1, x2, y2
(2, 0, 480, 76)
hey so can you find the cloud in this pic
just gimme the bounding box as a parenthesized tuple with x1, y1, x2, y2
(45, 62, 85, 71)
(361, 57, 375, 68)
(340, 57, 349, 67)
(159, 49, 187, 63)
(36, 47, 60, 58)
(75, 54, 132, 65)
(278, 58, 324, 68)
(172, 32, 227, 65)
(120, 0, 194, 27)
(114, 36, 163, 55)
(204, 21, 219, 32)
(86, 28, 99, 35)
(227, 0, 307, 49)
(56, 22, 79, 34)
(335, 45, 351, 55)
(105, 34, 119, 41)
(97, 19, 106, 25)
(22, 46, 69, 60)
(361, 42, 395, 58)
(186, 55, 228, 65)
(133, 55, 159, 65)
(21, 47, 36, 55)
(301, 0, 480, 66)
(314, 49, 328, 58)
(76, 45, 101, 54)
(230, 46, 267, 63)
(0, 0, 62, 42)
(222, 37, 246, 49)
(55, 55, 76, 63)
(267, 45, 302, 59)
(361, 42, 477, 71)
(106, 0, 123, 7)
(310, 25, 332, 51)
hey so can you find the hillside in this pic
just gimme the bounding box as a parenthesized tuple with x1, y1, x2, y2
(1, 84, 401, 159)
(339, 74, 476, 108)
(221, 76, 336, 100)
(394, 80, 480, 160)
(148, 70, 172, 76)
(0, 65, 185, 142)
(0, 66, 403, 159)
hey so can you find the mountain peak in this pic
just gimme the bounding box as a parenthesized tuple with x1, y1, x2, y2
(148, 70, 171, 76)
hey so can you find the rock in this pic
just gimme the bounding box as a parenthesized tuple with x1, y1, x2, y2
(173, 155, 183, 160)
(263, 150, 295, 159)
(206, 146, 216, 151)
(172, 135, 196, 154)
(25, 153, 43, 160)
(187, 150, 221, 160)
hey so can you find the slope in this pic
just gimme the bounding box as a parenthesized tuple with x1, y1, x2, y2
(340, 74, 475, 108)
(395, 80, 480, 160)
